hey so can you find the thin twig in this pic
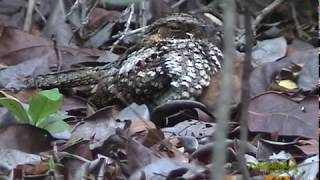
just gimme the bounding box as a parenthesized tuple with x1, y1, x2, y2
(212, 0, 236, 179)
(51, 35, 63, 72)
(83, 0, 100, 25)
(111, 26, 148, 39)
(138, 1, 148, 27)
(253, 0, 284, 29)
(56, 152, 92, 163)
(65, 0, 81, 19)
(24, 0, 36, 32)
(235, 0, 285, 46)
(110, 4, 135, 53)
(34, 6, 47, 23)
(78, 0, 100, 39)
(79, 0, 87, 38)
(171, 0, 187, 9)
(97, 158, 106, 180)
(290, 1, 311, 40)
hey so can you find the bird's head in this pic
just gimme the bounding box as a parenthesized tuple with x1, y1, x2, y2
(145, 13, 207, 40)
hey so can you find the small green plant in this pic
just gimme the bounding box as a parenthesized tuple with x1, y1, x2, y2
(248, 161, 297, 175)
(0, 88, 70, 134)
(47, 158, 56, 171)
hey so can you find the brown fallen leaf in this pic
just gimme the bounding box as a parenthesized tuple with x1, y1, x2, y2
(0, 124, 53, 154)
(162, 119, 216, 140)
(249, 92, 318, 139)
(0, 26, 102, 90)
(127, 138, 161, 174)
(71, 106, 122, 143)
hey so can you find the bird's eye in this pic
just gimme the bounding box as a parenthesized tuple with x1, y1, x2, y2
(168, 26, 180, 30)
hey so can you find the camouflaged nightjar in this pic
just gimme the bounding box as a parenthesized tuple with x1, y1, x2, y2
(90, 13, 223, 107)
(25, 13, 223, 107)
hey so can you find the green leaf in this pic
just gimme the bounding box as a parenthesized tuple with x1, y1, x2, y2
(101, 0, 144, 5)
(36, 111, 72, 128)
(0, 91, 30, 123)
(37, 111, 71, 134)
(44, 119, 69, 134)
(48, 159, 56, 171)
(28, 88, 63, 124)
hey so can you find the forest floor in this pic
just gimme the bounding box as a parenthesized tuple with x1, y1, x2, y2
(0, 0, 318, 179)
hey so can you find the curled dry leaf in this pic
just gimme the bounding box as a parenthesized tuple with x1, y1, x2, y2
(162, 119, 216, 141)
(151, 100, 214, 128)
(127, 138, 161, 174)
(115, 103, 155, 136)
(59, 139, 93, 161)
(71, 106, 122, 143)
(150, 139, 189, 162)
(168, 136, 199, 153)
(250, 48, 317, 97)
(295, 139, 319, 156)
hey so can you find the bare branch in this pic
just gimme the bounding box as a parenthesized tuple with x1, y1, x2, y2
(171, 0, 187, 9)
(111, 26, 148, 39)
(236, 0, 285, 46)
(110, 4, 135, 53)
(65, 0, 81, 19)
(253, 0, 285, 29)
(24, 0, 36, 32)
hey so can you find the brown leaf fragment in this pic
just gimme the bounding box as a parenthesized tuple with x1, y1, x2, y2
(0, 26, 102, 90)
(0, 124, 53, 154)
(71, 106, 122, 143)
(162, 119, 216, 140)
(127, 138, 161, 174)
(249, 92, 318, 139)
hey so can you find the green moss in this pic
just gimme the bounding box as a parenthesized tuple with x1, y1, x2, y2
(248, 161, 297, 175)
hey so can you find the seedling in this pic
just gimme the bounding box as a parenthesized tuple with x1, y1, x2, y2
(0, 88, 70, 134)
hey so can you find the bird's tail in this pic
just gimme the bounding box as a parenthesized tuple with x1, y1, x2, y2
(25, 65, 114, 89)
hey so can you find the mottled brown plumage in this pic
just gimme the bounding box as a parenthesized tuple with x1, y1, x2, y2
(26, 13, 223, 107)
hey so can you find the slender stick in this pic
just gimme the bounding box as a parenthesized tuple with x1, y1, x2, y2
(139, 1, 148, 27)
(235, 0, 285, 46)
(110, 4, 135, 53)
(24, 0, 36, 32)
(253, 0, 285, 29)
(171, 0, 187, 8)
(212, 0, 236, 179)
(65, 0, 81, 18)
(111, 26, 148, 39)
